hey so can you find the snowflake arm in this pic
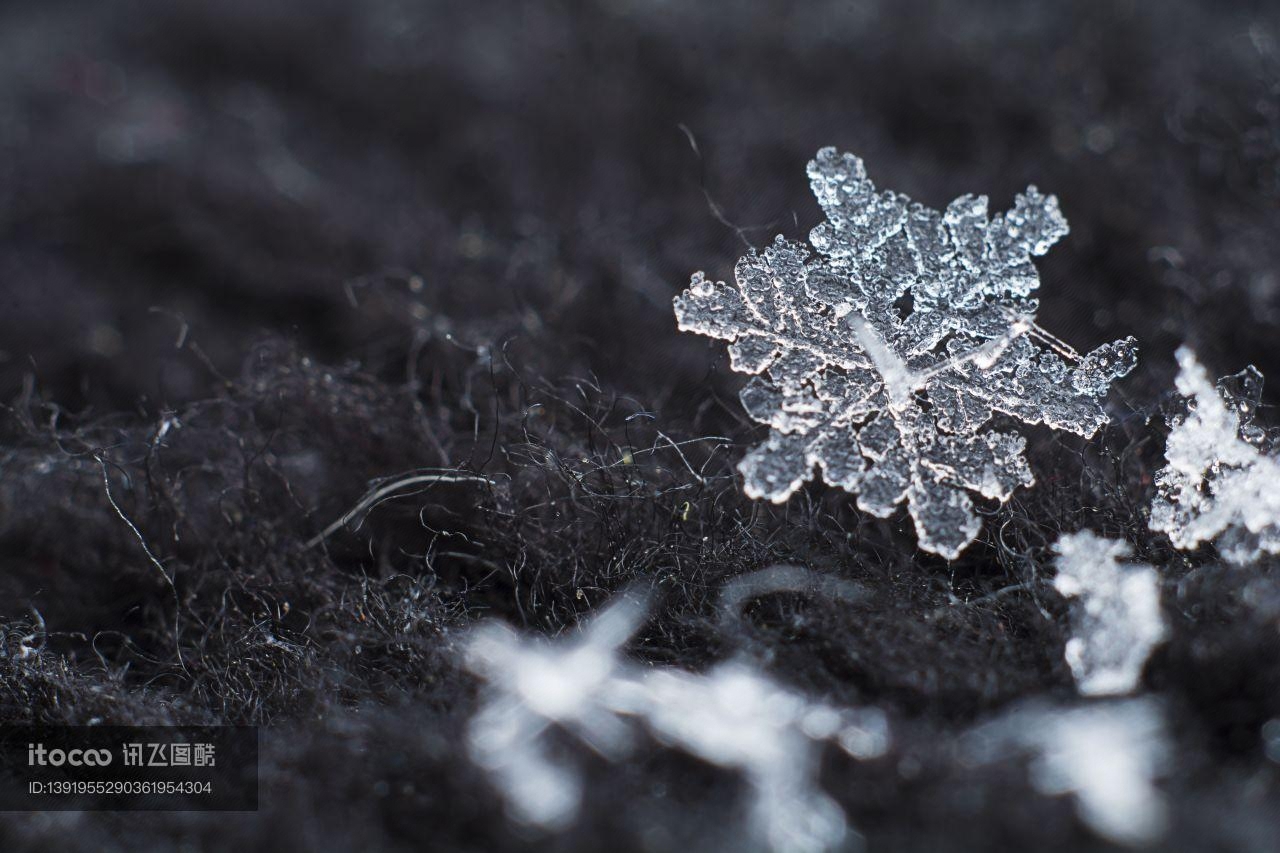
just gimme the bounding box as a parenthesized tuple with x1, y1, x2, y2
(675, 148, 1137, 558)
(1149, 347, 1280, 564)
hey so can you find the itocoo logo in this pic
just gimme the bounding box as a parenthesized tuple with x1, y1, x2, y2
(28, 743, 113, 767)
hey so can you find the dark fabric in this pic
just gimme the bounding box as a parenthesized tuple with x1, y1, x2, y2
(0, 1, 1278, 850)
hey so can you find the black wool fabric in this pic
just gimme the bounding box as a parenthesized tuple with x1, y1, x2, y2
(0, 1, 1278, 850)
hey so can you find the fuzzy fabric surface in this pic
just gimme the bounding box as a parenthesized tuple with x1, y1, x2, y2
(1, 1, 1279, 850)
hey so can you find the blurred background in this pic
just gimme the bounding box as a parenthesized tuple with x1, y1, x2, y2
(2, 0, 1278, 410)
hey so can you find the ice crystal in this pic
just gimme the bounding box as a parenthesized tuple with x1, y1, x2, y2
(962, 699, 1170, 847)
(1052, 531, 1167, 696)
(674, 148, 1137, 558)
(463, 595, 645, 829)
(1150, 347, 1280, 564)
(463, 595, 890, 853)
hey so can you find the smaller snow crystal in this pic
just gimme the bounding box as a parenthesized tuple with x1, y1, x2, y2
(1052, 531, 1167, 696)
(462, 594, 890, 853)
(1150, 347, 1280, 564)
(463, 595, 645, 829)
(963, 699, 1170, 848)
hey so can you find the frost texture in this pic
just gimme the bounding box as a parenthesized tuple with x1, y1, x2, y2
(1150, 347, 1280, 564)
(1052, 532, 1167, 696)
(674, 148, 1137, 558)
(963, 699, 1170, 847)
(463, 595, 890, 853)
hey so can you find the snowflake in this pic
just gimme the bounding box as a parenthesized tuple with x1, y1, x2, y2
(462, 594, 890, 853)
(962, 698, 1169, 848)
(462, 595, 645, 830)
(674, 148, 1137, 558)
(1052, 531, 1167, 696)
(1149, 347, 1280, 564)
